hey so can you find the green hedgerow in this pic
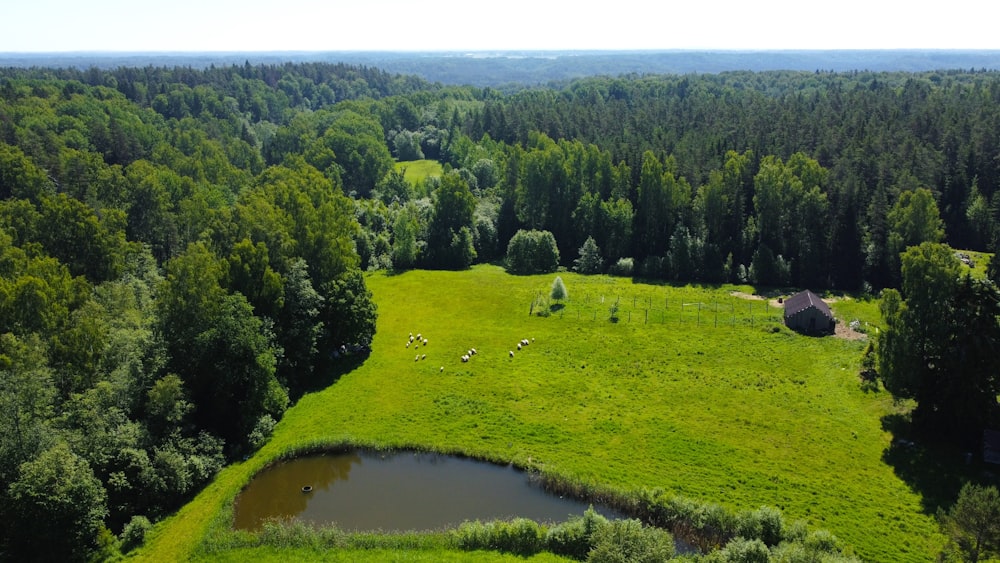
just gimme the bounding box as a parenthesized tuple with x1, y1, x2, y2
(455, 518, 544, 557)
(586, 518, 674, 563)
(545, 507, 608, 560)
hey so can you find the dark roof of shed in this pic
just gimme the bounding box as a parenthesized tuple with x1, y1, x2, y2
(783, 290, 833, 319)
(985, 429, 1000, 465)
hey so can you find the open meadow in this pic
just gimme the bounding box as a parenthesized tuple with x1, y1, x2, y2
(395, 159, 444, 186)
(137, 266, 944, 561)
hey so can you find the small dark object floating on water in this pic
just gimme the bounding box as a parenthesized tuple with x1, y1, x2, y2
(301, 485, 313, 493)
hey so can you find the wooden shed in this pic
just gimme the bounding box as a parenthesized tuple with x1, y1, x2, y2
(784, 290, 834, 334)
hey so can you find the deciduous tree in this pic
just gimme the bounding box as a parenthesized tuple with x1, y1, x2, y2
(506, 229, 560, 275)
(427, 172, 477, 269)
(6, 442, 108, 562)
(551, 275, 568, 302)
(274, 258, 323, 393)
(0, 142, 50, 201)
(887, 188, 946, 283)
(878, 242, 1000, 439)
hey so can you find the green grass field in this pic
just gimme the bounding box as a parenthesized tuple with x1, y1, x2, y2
(394, 159, 444, 186)
(954, 248, 992, 280)
(136, 266, 945, 561)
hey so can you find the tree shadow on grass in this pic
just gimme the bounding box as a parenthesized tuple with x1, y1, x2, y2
(549, 303, 565, 313)
(288, 350, 370, 403)
(880, 413, 1000, 515)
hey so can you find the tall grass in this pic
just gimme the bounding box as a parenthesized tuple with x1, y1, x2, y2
(202, 497, 852, 562)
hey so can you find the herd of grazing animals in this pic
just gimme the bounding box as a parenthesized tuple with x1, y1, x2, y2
(511, 338, 532, 356)
(407, 332, 430, 363)
(404, 331, 536, 370)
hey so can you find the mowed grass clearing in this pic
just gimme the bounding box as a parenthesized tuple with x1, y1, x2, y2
(137, 266, 941, 562)
(394, 159, 443, 186)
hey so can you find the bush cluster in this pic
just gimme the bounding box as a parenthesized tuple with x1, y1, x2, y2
(119, 515, 152, 553)
(505, 229, 560, 274)
(454, 507, 674, 561)
(455, 518, 544, 556)
(609, 257, 634, 277)
(632, 490, 856, 561)
(229, 493, 856, 562)
(638, 491, 788, 551)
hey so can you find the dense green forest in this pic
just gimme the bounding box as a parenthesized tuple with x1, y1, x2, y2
(2, 61, 1000, 560)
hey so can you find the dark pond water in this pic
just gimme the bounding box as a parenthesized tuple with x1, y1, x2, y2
(233, 450, 620, 532)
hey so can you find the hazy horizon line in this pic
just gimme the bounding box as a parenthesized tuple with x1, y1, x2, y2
(4, 48, 1000, 55)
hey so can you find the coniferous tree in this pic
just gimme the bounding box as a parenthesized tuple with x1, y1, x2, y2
(941, 483, 1000, 562)
(575, 236, 604, 274)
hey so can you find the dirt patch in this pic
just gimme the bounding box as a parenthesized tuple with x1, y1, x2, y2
(833, 319, 868, 341)
(731, 291, 787, 309)
(730, 291, 766, 301)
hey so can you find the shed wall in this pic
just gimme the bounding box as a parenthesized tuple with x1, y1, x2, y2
(786, 307, 833, 333)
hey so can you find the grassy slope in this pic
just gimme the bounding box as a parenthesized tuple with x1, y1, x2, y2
(137, 266, 942, 561)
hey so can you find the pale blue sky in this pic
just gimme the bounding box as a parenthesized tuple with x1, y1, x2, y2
(3, 0, 998, 52)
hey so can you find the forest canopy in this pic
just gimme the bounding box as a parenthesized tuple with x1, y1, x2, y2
(2, 61, 1000, 559)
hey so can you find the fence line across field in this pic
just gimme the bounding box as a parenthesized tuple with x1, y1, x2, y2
(540, 292, 782, 327)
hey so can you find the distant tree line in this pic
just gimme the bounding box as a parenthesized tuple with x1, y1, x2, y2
(450, 71, 1000, 289)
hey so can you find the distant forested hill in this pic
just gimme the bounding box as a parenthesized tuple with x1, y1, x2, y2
(5, 50, 1000, 86)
